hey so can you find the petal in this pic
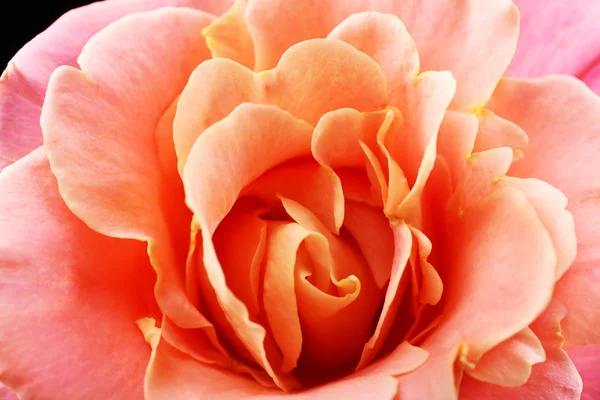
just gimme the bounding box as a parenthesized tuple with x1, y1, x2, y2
(487, 76, 600, 345)
(464, 327, 546, 387)
(327, 12, 419, 91)
(459, 300, 583, 399)
(399, 186, 557, 398)
(581, 61, 600, 95)
(41, 7, 214, 329)
(357, 222, 413, 369)
(567, 345, 600, 400)
(183, 104, 314, 390)
(242, 160, 345, 234)
(202, 0, 255, 68)
(343, 200, 395, 289)
(497, 178, 576, 279)
(0, 0, 225, 170)
(260, 39, 388, 126)
(173, 58, 264, 171)
(0, 385, 16, 400)
(472, 109, 529, 160)
(0, 149, 157, 399)
(245, 0, 518, 107)
(147, 336, 427, 400)
(507, 0, 600, 78)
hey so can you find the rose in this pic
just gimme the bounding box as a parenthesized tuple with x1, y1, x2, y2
(0, 1, 599, 399)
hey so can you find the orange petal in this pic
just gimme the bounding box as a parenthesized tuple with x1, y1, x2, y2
(391, 71, 456, 227)
(242, 160, 344, 234)
(343, 200, 394, 289)
(202, 0, 255, 69)
(487, 76, 600, 345)
(173, 58, 264, 171)
(460, 147, 513, 209)
(357, 221, 413, 369)
(328, 11, 419, 91)
(278, 197, 384, 371)
(260, 39, 388, 126)
(183, 104, 313, 390)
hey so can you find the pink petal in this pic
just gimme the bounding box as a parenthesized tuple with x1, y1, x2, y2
(581, 60, 600, 95)
(507, 0, 600, 79)
(0, 0, 228, 170)
(41, 7, 214, 330)
(459, 301, 583, 399)
(0, 384, 16, 400)
(0, 148, 157, 399)
(487, 76, 600, 345)
(398, 185, 557, 398)
(567, 344, 600, 400)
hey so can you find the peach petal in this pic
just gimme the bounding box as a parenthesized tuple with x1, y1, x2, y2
(245, 0, 517, 108)
(173, 58, 264, 171)
(343, 200, 394, 289)
(487, 76, 600, 345)
(391, 71, 456, 227)
(0, 0, 226, 170)
(473, 109, 529, 160)
(41, 8, 215, 329)
(464, 327, 545, 387)
(327, 11, 419, 91)
(242, 160, 345, 234)
(507, 0, 600, 79)
(459, 300, 583, 399)
(261, 39, 388, 126)
(498, 177, 577, 280)
(202, 0, 255, 69)
(183, 104, 313, 390)
(146, 337, 426, 400)
(566, 345, 600, 400)
(0, 149, 157, 399)
(336, 168, 384, 208)
(461, 147, 513, 209)
(357, 221, 412, 369)
(399, 186, 557, 398)
(435, 110, 479, 189)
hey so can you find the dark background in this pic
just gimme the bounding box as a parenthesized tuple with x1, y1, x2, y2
(2, 1, 93, 67)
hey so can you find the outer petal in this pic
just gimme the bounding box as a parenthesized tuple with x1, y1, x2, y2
(0, 0, 229, 170)
(487, 76, 600, 345)
(41, 7, 214, 329)
(459, 301, 583, 400)
(245, 0, 518, 108)
(398, 186, 556, 399)
(581, 61, 600, 95)
(0, 149, 156, 399)
(507, 0, 600, 79)
(567, 345, 600, 400)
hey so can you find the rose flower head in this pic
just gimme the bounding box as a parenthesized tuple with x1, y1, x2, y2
(1, 0, 599, 399)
